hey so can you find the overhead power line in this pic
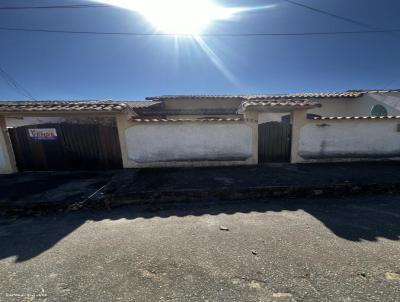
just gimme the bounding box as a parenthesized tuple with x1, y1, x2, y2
(0, 26, 399, 37)
(0, 65, 36, 100)
(0, 1, 390, 36)
(0, 0, 386, 34)
(0, 4, 109, 10)
(283, 0, 379, 31)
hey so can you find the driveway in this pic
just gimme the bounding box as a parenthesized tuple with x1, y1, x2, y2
(0, 194, 399, 301)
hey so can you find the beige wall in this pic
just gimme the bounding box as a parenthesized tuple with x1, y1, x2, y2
(163, 98, 242, 110)
(296, 118, 400, 162)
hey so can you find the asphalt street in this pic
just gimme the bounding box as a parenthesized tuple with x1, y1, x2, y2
(0, 194, 399, 301)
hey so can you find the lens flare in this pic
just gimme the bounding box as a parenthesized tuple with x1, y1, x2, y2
(93, 0, 275, 85)
(94, 0, 274, 35)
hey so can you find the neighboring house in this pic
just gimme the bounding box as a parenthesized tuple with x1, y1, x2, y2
(0, 90, 399, 173)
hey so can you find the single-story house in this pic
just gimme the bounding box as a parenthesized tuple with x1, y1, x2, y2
(0, 89, 400, 173)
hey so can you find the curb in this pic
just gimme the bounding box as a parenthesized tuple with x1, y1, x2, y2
(91, 182, 400, 208)
(1, 182, 399, 217)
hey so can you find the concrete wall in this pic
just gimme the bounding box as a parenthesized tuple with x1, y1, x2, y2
(5, 116, 117, 127)
(297, 119, 400, 161)
(163, 98, 242, 110)
(365, 92, 400, 114)
(124, 122, 252, 166)
(308, 95, 400, 117)
(0, 118, 16, 174)
(0, 136, 9, 172)
(5, 116, 65, 128)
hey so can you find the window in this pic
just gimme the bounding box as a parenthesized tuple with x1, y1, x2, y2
(371, 104, 388, 117)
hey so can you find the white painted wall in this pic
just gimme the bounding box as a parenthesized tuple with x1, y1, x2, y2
(308, 94, 400, 117)
(308, 100, 355, 116)
(0, 139, 7, 171)
(365, 92, 400, 114)
(125, 122, 252, 163)
(5, 116, 65, 128)
(0, 128, 14, 173)
(298, 119, 400, 160)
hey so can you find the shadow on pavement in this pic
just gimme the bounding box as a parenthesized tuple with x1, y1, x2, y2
(0, 194, 399, 262)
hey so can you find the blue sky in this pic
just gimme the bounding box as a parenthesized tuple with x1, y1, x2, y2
(1, 0, 400, 100)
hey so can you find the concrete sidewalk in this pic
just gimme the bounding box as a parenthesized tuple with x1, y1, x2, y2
(2, 162, 400, 215)
(0, 171, 114, 215)
(105, 162, 400, 207)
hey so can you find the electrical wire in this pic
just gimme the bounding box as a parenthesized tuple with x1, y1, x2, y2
(0, 4, 109, 10)
(282, 0, 380, 31)
(0, 65, 36, 100)
(0, 1, 394, 38)
(0, 26, 399, 37)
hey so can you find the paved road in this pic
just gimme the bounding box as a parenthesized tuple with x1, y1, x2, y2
(0, 194, 399, 301)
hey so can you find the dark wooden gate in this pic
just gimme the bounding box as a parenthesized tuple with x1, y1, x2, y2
(258, 121, 292, 163)
(9, 123, 123, 171)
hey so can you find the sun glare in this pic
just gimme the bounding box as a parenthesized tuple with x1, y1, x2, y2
(93, 0, 275, 85)
(95, 0, 243, 35)
(138, 0, 235, 35)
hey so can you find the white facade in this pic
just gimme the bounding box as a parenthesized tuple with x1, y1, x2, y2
(5, 116, 65, 128)
(125, 122, 253, 163)
(1, 91, 400, 173)
(298, 119, 400, 160)
(0, 128, 15, 174)
(0, 138, 8, 172)
(308, 93, 400, 117)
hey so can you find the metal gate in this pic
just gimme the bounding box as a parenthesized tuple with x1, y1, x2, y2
(258, 121, 292, 163)
(9, 123, 123, 171)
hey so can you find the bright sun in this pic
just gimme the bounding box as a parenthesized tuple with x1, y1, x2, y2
(95, 0, 238, 35)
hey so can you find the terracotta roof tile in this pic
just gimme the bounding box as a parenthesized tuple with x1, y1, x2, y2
(241, 100, 321, 110)
(146, 91, 363, 101)
(347, 89, 400, 93)
(131, 117, 243, 123)
(0, 101, 130, 113)
(310, 115, 400, 120)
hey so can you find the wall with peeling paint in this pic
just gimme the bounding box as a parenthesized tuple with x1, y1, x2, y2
(124, 122, 253, 165)
(298, 119, 400, 161)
